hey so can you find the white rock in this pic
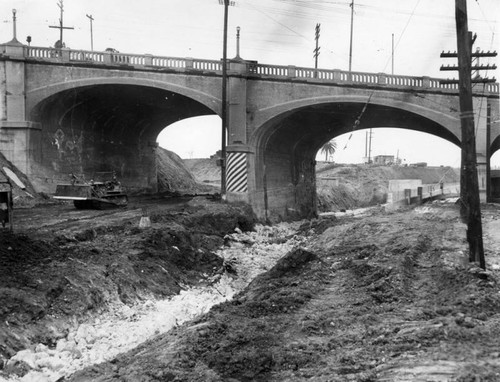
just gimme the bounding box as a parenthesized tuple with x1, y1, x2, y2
(55, 338, 67, 352)
(34, 343, 48, 353)
(8, 349, 37, 369)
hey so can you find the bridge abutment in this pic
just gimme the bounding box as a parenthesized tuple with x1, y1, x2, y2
(0, 41, 41, 177)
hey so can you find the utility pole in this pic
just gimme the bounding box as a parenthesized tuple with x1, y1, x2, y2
(86, 14, 94, 51)
(49, 0, 74, 48)
(349, 0, 354, 72)
(218, 0, 235, 200)
(391, 33, 394, 75)
(364, 131, 368, 160)
(368, 128, 373, 164)
(314, 23, 321, 77)
(447, 0, 489, 269)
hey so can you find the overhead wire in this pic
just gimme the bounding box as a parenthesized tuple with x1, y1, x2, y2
(341, 0, 423, 152)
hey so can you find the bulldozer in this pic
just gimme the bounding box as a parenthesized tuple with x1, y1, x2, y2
(54, 172, 128, 209)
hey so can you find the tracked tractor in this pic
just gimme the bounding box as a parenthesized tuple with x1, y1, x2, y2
(54, 172, 128, 209)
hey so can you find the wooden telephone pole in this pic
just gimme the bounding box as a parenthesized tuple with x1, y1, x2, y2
(440, 0, 498, 269)
(314, 23, 321, 73)
(453, 0, 486, 268)
(49, 0, 74, 48)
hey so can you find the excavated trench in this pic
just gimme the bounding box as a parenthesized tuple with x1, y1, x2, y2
(0, 200, 306, 382)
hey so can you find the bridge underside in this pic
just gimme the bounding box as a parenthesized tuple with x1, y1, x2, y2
(30, 84, 213, 192)
(252, 102, 461, 221)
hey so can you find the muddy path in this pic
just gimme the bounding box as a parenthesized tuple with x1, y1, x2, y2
(67, 201, 500, 382)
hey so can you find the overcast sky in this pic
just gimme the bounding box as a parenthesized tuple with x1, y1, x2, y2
(1, 0, 498, 166)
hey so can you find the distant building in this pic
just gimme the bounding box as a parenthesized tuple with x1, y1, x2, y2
(373, 155, 395, 165)
(410, 162, 428, 167)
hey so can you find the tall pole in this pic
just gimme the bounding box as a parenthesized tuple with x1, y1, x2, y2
(49, 0, 74, 48)
(58, 0, 63, 44)
(314, 23, 321, 74)
(221, 0, 229, 200)
(12, 9, 17, 41)
(455, 0, 485, 269)
(86, 14, 94, 51)
(364, 131, 368, 159)
(368, 128, 372, 164)
(236, 26, 241, 59)
(349, 0, 354, 72)
(391, 33, 394, 75)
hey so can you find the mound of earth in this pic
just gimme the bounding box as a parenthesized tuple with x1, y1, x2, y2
(156, 148, 218, 195)
(316, 163, 460, 211)
(183, 158, 221, 187)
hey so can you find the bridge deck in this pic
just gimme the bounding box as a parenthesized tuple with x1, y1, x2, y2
(8, 45, 497, 95)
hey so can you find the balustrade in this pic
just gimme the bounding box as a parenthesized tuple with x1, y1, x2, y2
(6, 45, 496, 95)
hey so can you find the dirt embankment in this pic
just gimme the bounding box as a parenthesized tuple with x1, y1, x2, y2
(316, 163, 460, 211)
(68, 202, 500, 382)
(156, 149, 218, 195)
(0, 198, 256, 371)
(183, 158, 221, 188)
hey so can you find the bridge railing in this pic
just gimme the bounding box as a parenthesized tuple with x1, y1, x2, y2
(15, 45, 499, 95)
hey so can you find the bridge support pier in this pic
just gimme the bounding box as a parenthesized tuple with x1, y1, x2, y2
(226, 146, 252, 204)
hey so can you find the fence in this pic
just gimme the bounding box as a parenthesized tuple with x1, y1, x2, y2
(387, 179, 460, 206)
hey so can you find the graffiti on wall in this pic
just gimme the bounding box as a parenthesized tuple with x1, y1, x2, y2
(51, 128, 84, 173)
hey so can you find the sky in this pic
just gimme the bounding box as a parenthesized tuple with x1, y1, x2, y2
(1, 0, 499, 166)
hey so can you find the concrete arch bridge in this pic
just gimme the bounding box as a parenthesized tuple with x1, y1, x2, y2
(0, 41, 499, 220)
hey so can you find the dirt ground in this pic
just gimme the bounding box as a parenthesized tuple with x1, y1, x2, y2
(55, 200, 500, 382)
(2, 195, 500, 381)
(0, 196, 255, 375)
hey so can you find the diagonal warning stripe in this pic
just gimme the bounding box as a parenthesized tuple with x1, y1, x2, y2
(227, 152, 247, 192)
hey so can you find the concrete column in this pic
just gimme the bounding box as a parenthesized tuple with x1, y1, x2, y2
(474, 96, 489, 202)
(60, 49, 70, 61)
(185, 58, 194, 70)
(226, 145, 254, 204)
(377, 73, 387, 85)
(228, 60, 249, 145)
(225, 60, 251, 205)
(287, 66, 296, 79)
(422, 76, 431, 89)
(417, 187, 423, 204)
(103, 52, 113, 65)
(404, 189, 411, 205)
(332, 69, 342, 82)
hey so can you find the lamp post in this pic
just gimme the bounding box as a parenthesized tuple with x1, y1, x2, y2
(12, 9, 17, 41)
(236, 26, 241, 59)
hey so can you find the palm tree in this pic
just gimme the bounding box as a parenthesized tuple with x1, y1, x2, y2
(320, 139, 337, 162)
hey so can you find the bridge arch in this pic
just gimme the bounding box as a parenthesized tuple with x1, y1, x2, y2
(249, 98, 461, 220)
(26, 77, 221, 117)
(27, 79, 219, 192)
